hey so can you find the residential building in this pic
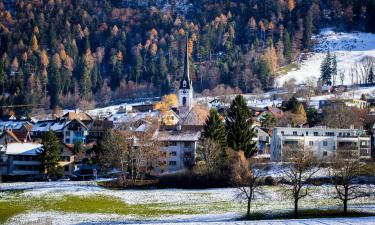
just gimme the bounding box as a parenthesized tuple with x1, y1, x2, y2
(31, 119, 88, 145)
(158, 125, 202, 172)
(271, 127, 371, 161)
(0, 142, 75, 177)
(87, 119, 113, 142)
(319, 99, 368, 110)
(0, 143, 43, 176)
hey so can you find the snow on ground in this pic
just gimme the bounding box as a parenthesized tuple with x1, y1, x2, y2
(276, 28, 375, 86)
(2, 181, 375, 224)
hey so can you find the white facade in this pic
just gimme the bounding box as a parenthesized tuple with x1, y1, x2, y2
(179, 88, 193, 113)
(271, 127, 371, 161)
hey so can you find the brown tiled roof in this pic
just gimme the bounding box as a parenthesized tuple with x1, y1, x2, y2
(62, 112, 93, 121)
(12, 131, 30, 142)
(1, 130, 21, 143)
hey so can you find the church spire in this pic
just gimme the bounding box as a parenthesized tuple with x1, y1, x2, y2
(180, 33, 191, 89)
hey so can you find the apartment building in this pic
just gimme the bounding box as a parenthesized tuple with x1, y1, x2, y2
(271, 127, 371, 161)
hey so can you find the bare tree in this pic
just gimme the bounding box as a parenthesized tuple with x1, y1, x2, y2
(339, 69, 345, 85)
(282, 148, 320, 218)
(232, 151, 264, 218)
(130, 119, 166, 183)
(99, 129, 132, 185)
(358, 56, 375, 84)
(329, 153, 373, 215)
(195, 139, 222, 177)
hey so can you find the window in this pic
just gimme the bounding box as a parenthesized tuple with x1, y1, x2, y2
(65, 131, 70, 136)
(183, 80, 187, 87)
(169, 161, 177, 166)
(182, 97, 187, 107)
(309, 141, 314, 146)
(184, 142, 191, 148)
(281, 131, 284, 135)
(313, 132, 319, 136)
(64, 165, 69, 172)
(293, 131, 297, 136)
(170, 151, 177, 156)
(323, 151, 328, 157)
(170, 141, 177, 146)
(306, 132, 309, 136)
(323, 141, 328, 146)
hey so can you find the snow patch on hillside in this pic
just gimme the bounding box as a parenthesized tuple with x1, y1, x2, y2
(276, 29, 375, 86)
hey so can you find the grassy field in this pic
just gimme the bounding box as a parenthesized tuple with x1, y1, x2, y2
(0, 192, 199, 224)
(1, 183, 375, 224)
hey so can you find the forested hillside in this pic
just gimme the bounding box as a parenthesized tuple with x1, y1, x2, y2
(0, 0, 374, 115)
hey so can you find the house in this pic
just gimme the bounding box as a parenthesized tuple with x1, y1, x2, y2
(253, 126, 271, 156)
(208, 99, 223, 110)
(0, 143, 43, 176)
(158, 125, 202, 172)
(270, 127, 371, 161)
(87, 119, 113, 142)
(31, 119, 88, 145)
(57, 142, 75, 175)
(160, 110, 180, 126)
(132, 103, 157, 112)
(319, 99, 368, 110)
(0, 142, 75, 177)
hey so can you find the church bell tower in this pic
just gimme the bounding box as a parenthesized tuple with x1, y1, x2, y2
(179, 34, 193, 115)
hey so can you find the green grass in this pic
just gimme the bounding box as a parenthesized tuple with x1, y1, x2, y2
(0, 194, 199, 224)
(279, 62, 299, 74)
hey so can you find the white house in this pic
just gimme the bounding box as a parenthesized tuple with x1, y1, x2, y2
(271, 127, 371, 161)
(158, 126, 201, 172)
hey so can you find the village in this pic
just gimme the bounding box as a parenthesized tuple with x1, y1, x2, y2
(0, 38, 374, 183)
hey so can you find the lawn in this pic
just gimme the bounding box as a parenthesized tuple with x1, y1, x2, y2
(0, 194, 198, 224)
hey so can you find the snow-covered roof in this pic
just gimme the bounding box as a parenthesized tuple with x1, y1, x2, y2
(110, 111, 160, 124)
(0, 121, 30, 131)
(31, 120, 66, 132)
(157, 130, 201, 142)
(1, 143, 43, 155)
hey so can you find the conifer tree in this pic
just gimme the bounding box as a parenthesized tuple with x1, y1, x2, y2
(368, 67, 374, 84)
(331, 54, 338, 85)
(303, 9, 313, 50)
(320, 51, 332, 85)
(226, 95, 257, 158)
(37, 130, 60, 175)
(203, 109, 227, 148)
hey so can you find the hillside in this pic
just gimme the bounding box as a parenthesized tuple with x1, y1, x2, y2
(276, 28, 375, 86)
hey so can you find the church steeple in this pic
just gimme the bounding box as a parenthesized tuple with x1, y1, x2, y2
(178, 33, 193, 114)
(179, 34, 192, 90)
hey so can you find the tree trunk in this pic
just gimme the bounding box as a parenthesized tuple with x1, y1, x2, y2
(343, 199, 348, 215)
(294, 198, 299, 218)
(247, 198, 251, 218)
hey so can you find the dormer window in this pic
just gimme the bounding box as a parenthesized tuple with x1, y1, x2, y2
(183, 81, 187, 88)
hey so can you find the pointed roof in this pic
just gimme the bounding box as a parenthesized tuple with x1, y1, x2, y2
(179, 33, 192, 89)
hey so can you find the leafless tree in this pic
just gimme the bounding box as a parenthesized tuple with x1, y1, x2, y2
(329, 153, 373, 215)
(232, 151, 265, 218)
(130, 119, 166, 182)
(195, 139, 222, 177)
(358, 56, 375, 84)
(321, 105, 364, 129)
(99, 129, 132, 185)
(339, 69, 345, 85)
(282, 148, 320, 218)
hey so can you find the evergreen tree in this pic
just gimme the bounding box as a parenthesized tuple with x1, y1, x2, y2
(37, 130, 60, 175)
(286, 96, 300, 112)
(283, 31, 292, 62)
(203, 109, 227, 148)
(320, 51, 332, 85)
(368, 67, 374, 84)
(260, 112, 277, 128)
(303, 9, 313, 50)
(226, 95, 257, 158)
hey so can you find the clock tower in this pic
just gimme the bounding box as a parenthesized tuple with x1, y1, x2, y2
(179, 34, 193, 115)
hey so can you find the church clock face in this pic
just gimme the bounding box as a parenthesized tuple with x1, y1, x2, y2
(182, 90, 188, 94)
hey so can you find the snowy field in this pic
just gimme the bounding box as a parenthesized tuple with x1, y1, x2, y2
(276, 28, 375, 86)
(1, 181, 375, 224)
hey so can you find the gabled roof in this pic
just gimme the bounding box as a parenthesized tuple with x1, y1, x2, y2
(62, 111, 93, 121)
(0, 130, 21, 143)
(1, 143, 43, 155)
